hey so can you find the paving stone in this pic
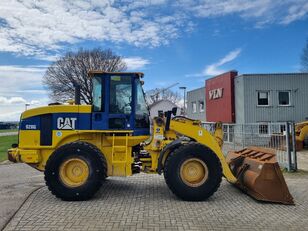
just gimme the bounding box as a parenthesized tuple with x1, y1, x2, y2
(4, 173, 308, 230)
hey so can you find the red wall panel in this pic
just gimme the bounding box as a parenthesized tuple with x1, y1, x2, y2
(205, 71, 237, 123)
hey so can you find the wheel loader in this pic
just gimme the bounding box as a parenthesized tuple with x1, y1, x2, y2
(8, 72, 294, 204)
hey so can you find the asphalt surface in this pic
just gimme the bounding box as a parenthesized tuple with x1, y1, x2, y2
(0, 163, 44, 230)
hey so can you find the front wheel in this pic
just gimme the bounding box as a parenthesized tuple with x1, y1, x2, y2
(44, 141, 107, 201)
(163, 142, 222, 201)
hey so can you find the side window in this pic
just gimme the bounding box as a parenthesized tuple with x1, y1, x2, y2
(192, 102, 197, 113)
(257, 91, 269, 106)
(93, 77, 103, 111)
(278, 91, 290, 106)
(109, 76, 132, 114)
(135, 79, 150, 128)
(199, 101, 205, 112)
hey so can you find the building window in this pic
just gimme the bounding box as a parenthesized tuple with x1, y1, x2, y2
(280, 124, 286, 133)
(257, 91, 269, 106)
(259, 123, 269, 135)
(192, 102, 197, 113)
(199, 101, 204, 112)
(278, 91, 290, 106)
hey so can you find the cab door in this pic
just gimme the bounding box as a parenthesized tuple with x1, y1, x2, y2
(108, 75, 133, 130)
(92, 74, 133, 130)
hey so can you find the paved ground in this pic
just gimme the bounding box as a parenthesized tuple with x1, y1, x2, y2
(2, 150, 308, 231)
(0, 132, 18, 137)
(297, 150, 308, 170)
(0, 163, 44, 230)
(3, 170, 308, 231)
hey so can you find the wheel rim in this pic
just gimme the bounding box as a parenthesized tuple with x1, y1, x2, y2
(180, 158, 209, 187)
(59, 158, 89, 187)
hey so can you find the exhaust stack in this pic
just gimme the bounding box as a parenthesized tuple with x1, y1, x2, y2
(74, 84, 81, 105)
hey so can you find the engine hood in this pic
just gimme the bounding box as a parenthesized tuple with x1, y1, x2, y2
(21, 105, 92, 119)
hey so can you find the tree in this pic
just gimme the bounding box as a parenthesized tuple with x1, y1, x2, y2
(43, 48, 127, 104)
(145, 88, 182, 106)
(301, 39, 308, 72)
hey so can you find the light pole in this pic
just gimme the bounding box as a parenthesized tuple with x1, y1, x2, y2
(179, 86, 186, 116)
(25, 103, 30, 111)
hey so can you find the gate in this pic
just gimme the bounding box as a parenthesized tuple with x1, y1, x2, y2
(202, 122, 297, 171)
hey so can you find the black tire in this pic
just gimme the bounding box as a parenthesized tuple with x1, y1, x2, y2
(44, 141, 107, 201)
(164, 142, 222, 201)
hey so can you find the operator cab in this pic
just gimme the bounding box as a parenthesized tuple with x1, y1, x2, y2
(89, 71, 150, 135)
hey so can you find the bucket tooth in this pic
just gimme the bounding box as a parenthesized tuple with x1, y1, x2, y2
(226, 146, 294, 205)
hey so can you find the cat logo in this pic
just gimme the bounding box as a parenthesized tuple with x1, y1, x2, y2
(57, 117, 77, 130)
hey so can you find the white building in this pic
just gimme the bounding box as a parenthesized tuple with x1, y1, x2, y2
(149, 100, 181, 119)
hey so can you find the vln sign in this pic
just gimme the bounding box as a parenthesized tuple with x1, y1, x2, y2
(209, 88, 223, 100)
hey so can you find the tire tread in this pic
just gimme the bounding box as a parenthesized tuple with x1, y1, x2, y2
(44, 141, 107, 201)
(164, 142, 222, 201)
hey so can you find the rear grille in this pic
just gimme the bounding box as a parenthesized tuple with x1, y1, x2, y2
(40, 114, 52, 146)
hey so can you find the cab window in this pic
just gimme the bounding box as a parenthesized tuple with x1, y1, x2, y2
(135, 79, 150, 128)
(93, 76, 103, 111)
(110, 76, 132, 114)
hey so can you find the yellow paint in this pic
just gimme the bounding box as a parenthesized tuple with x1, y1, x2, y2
(14, 101, 236, 183)
(213, 122, 224, 148)
(143, 117, 176, 172)
(180, 158, 208, 187)
(19, 150, 41, 163)
(19, 130, 40, 147)
(296, 122, 308, 141)
(15, 125, 150, 176)
(59, 158, 90, 187)
(22, 105, 91, 119)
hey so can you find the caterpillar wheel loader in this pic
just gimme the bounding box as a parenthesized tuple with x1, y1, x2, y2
(8, 72, 294, 204)
(295, 121, 308, 150)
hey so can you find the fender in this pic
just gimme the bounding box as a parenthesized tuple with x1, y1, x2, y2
(156, 139, 184, 174)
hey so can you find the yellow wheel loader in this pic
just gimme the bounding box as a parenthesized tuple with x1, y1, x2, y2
(295, 121, 308, 150)
(8, 72, 294, 204)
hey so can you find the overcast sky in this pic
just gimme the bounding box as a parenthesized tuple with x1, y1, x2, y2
(0, 0, 308, 121)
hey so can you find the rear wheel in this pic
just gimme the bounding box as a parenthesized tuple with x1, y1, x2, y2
(45, 141, 107, 201)
(164, 142, 222, 201)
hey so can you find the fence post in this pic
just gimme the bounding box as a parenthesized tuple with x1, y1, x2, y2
(291, 122, 297, 171)
(242, 124, 244, 149)
(285, 122, 292, 172)
(227, 125, 230, 143)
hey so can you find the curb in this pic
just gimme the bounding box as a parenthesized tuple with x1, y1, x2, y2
(2, 186, 44, 231)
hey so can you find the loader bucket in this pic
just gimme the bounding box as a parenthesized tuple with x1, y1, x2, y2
(226, 147, 294, 205)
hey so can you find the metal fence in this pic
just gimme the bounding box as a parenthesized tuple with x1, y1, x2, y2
(202, 122, 297, 171)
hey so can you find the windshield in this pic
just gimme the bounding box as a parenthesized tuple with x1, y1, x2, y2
(135, 79, 150, 128)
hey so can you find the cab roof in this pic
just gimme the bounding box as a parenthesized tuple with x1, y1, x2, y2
(88, 71, 144, 78)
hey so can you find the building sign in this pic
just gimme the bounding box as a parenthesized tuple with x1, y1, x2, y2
(205, 71, 237, 123)
(209, 88, 223, 100)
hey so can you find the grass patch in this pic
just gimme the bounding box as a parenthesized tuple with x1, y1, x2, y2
(0, 135, 18, 162)
(0, 129, 18, 133)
